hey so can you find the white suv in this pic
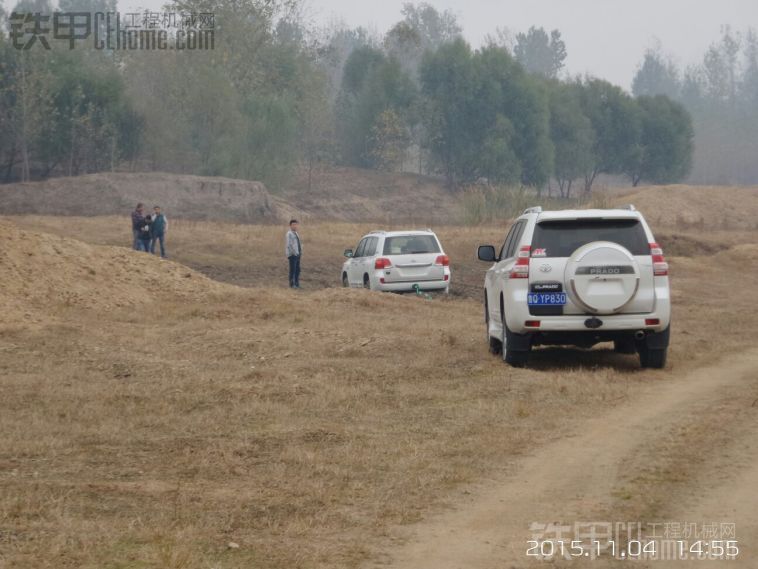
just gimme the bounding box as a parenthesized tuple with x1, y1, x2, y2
(478, 206, 671, 368)
(342, 230, 451, 293)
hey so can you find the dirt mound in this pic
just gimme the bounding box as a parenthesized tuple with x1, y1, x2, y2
(655, 233, 729, 257)
(614, 184, 758, 230)
(282, 167, 461, 224)
(0, 172, 293, 223)
(0, 221, 224, 324)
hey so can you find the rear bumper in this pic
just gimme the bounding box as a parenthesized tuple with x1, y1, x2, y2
(529, 313, 669, 333)
(374, 267, 450, 292)
(376, 279, 449, 292)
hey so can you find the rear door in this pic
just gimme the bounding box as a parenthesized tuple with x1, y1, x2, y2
(485, 220, 526, 322)
(360, 237, 378, 281)
(382, 234, 443, 284)
(348, 238, 367, 285)
(528, 217, 654, 315)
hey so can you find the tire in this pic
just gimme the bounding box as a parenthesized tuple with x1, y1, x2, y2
(342, 273, 349, 288)
(614, 338, 637, 354)
(363, 274, 371, 290)
(500, 308, 529, 368)
(637, 325, 670, 369)
(639, 347, 667, 369)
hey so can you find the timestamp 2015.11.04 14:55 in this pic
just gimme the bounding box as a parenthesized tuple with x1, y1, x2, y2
(526, 539, 740, 561)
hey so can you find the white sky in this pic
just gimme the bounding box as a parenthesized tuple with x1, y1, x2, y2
(6, 0, 757, 89)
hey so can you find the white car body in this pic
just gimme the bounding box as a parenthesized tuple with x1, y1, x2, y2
(342, 230, 451, 293)
(479, 206, 671, 368)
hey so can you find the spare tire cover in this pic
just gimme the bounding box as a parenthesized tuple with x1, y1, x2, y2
(564, 241, 640, 315)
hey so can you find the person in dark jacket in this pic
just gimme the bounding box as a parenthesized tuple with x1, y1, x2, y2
(131, 203, 146, 250)
(150, 205, 168, 258)
(138, 214, 153, 252)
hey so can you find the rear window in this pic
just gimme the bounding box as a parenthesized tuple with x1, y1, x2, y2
(532, 219, 649, 257)
(383, 235, 441, 255)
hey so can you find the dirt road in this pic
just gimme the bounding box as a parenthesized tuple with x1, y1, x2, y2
(373, 350, 758, 569)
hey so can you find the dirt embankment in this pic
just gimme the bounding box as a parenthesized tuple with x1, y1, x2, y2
(0, 221, 225, 324)
(281, 166, 461, 224)
(614, 184, 758, 230)
(0, 172, 295, 223)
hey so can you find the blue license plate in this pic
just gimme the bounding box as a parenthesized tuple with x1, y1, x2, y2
(528, 292, 567, 306)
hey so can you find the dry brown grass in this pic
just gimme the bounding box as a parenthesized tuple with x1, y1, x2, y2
(1, 210, 758, 568)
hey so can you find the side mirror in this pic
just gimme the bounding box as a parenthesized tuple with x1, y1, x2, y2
(344, 249, 354, 258)
(477, 245, 497, 263)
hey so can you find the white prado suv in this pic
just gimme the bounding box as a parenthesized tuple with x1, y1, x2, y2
(342, 230, 451, 293)
(478, 206, 671, 368)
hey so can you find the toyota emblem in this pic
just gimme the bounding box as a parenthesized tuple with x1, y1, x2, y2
(539, 264, 552, 273)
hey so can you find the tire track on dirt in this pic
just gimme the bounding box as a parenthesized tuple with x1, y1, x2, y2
(369, 350, 758, 569)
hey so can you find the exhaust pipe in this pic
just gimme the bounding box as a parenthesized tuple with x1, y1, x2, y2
(634, 330, 646, 340)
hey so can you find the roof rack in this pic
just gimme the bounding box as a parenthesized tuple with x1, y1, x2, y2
(620, 204, 636, 211)
(368, 229, 386, 234)
(522, 206, 543, 214)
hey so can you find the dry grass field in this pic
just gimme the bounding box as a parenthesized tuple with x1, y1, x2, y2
(2, 186, 758, 568)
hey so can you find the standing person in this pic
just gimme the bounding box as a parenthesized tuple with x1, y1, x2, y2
(138, 214, 153, 252)
(285, 219, 302, 289)
(150, 205, 168, 258)
(131, 203, 146, 250)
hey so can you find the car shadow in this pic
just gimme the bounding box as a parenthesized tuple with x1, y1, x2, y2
(525, 347, 642, 373)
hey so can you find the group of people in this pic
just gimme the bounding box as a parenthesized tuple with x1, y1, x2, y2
(131, 203, 168, 258)
(129, 205, 300, 285)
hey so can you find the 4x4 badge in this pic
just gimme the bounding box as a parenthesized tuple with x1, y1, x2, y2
(539, 264, 552, 273)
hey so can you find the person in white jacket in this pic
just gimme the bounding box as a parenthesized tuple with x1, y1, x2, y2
(285, 219, 302, 288)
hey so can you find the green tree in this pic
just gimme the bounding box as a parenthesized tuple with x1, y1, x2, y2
(419, 39, 478, 186)
(624, 95, 693, 186)
(549, 82, 595, 197)
(578, 79, 642, 192)
(336, 48, 417, 167)
(513, 27, 567, 79)
(632, 48, 681, 98)
(370, 109, 411, 171)
(476, 45, 553, 187)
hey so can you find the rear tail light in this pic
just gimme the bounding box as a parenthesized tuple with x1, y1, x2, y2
(434, 254, 450, 266)
(525, 320, 541, 328)
(649, 243, 668, 276)
(645, 318, 660, 326)
(509, 246, 531, 279)
(375, 258, 392, 269)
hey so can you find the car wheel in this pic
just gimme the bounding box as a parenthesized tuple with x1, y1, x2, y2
(639, 347, 667, 369)
(342, 273, 349, 288)
(614, 338, 636, 354)
(636, 325, 670, 369)
(500, 311, 529, 368)
(363, 274, 371, 290)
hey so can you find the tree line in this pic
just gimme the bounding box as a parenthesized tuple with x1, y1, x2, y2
(1, 1, 696, 194)
(632, 27, 758, 185)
